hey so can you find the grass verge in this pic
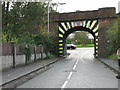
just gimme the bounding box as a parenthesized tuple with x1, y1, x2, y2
(77, 44, 94, 47)
(108, 53, 117, 60)
(49, 53, 57, 58)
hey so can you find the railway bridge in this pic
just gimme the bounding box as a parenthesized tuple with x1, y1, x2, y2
(50, 7, 117, 57)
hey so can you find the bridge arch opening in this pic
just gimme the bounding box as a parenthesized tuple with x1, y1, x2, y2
(63, 27, 95, 39)
(58, 20, 99, 57)
(62, 26, 96, 57)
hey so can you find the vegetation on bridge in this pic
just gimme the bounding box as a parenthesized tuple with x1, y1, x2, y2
(107, 14, 120, 60)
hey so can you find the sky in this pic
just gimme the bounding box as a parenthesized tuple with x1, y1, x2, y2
(52, 0, 120, 13)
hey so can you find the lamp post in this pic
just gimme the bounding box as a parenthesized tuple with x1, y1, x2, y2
(47, 2, 66, 35)
(47, 1, 50, 36)
(52, 3, 66, 12)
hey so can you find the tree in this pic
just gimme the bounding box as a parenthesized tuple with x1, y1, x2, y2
(67, 38, 75, 44)
(2, 2, 47, 43)
(67, 32, 90, 46)
(2, 2, 12, 42)
(74, 31, 89, 46)
(33, 30, 54, 57)
(2, 1, 58, 56)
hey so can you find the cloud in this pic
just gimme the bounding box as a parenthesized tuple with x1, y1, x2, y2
(52, 0, 119, 13)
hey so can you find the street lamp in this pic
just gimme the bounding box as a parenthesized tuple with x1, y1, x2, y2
(52, 3, 66, 12)
(47, 1, 50, 36)
(47, 2, 66, 35)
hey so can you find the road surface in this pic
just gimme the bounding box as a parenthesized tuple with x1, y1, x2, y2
(18, 47, 118, 88)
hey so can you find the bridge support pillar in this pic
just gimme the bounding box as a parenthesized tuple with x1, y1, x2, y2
(98, 19, 111, 57)
(63, 40, 67, 56)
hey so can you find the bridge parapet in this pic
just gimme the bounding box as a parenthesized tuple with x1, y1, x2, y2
(50, 7, 116, 22)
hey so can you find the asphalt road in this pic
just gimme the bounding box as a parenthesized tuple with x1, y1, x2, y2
(18, 47, 118, 88)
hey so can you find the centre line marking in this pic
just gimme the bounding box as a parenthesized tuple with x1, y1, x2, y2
(67, 72, 73, 79)
(61, 58, 79, 89)
(61, 80, 68, 89)
(73, 64, 77, 70)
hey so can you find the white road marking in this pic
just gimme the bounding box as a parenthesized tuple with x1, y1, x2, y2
(73, 64, 77, 70)
(67, 72, 73, 79)
(73, 59, 79, 70)
(61, 80, 68, 89)
(61, 58, 79, 89)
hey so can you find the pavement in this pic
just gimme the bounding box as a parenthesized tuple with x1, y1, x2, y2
(98, 58, 120, 90)
(98, 58, 120, 73)
(1, 58, 58, 85)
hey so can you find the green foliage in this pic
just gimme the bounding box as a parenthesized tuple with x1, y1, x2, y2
(108, 53, 117, 60)
(17, 35, 35, 44)
(1, 1, 58, 57)
(107, 20, 118, 55)
(67, 32, 90, 46)
(75, 32, 89, 45)
(76, 44, 83, 47)
(86, 44, 94, 47)
(106, 14, 120, 59)
(118, 14, 120, 47)
(77, 44, 94, 47)
(49, 53, 57, 58)
(2, 2, 47, 43)
(67, 38, 75, 44)
(33, 31, 54, 54)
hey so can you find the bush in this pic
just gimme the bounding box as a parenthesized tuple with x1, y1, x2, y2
(49, 53, 57, 58)
(33, 31, 54, 57)
(108, 53, 117, 60)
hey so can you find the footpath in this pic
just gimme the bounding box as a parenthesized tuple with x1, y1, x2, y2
(98, 58, 120, 90)
(1, 58, 58, 85)
(98, 58, 119, 73)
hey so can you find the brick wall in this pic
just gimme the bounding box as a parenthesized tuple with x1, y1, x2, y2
(51, 7, 116, 22)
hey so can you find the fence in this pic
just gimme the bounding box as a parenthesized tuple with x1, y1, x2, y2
(0, 42, 47, 70)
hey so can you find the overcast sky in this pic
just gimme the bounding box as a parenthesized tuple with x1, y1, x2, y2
(52, 0, 120, 13)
